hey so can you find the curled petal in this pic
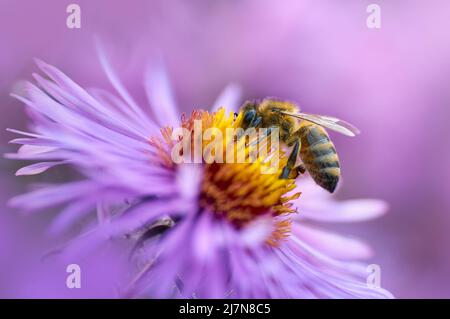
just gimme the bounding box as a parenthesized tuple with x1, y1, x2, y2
(15, 161, 67, 176)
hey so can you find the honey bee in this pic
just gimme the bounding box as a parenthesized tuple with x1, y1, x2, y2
(239, 98, 359, 193)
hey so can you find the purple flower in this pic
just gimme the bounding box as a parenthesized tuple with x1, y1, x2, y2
(7, 49, 393, 299)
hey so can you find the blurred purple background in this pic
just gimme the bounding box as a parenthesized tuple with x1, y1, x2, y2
(1, 0, 450, 298)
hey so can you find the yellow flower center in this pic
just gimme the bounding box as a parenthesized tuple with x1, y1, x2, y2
(150, 108, 301, 246)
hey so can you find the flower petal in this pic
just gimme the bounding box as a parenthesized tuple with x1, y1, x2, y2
(211, 83, 242, 112)
(176, 164, 203, 200)
(95, 44, 157, 131)
(15, 161, 67, 176)
(144, 60, 179, 128)
(292, 223, 373, 260)
(296, 198, 388, 223)
(9, 181, 97, 211)
(47, 199, 97, 236)
(240, 217, 273, 247)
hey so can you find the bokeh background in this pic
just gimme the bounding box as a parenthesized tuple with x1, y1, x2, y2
(1, 0, 450, 298)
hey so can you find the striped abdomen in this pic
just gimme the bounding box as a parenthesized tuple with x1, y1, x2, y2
(299, 123, 340, 193)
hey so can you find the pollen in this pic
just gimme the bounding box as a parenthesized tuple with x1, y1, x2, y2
(151, 107, 301, 246)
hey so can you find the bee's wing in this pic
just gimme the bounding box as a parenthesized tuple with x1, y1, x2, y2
(280, 111, 360, 137)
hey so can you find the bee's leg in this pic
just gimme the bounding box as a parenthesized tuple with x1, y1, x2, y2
(280, 139, 300, 179)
